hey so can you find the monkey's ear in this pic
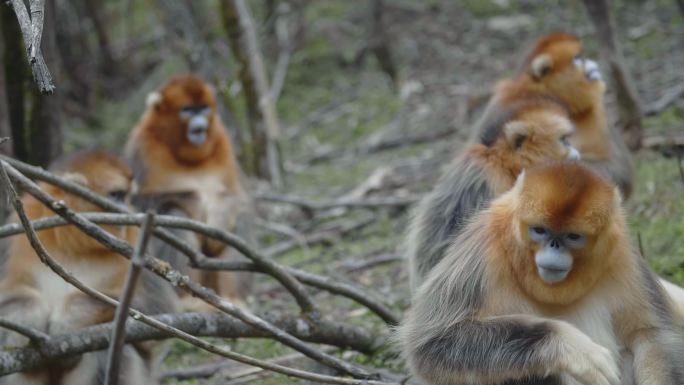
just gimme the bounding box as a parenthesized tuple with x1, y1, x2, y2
(612, 187, 623, 209)
(61, 172, 88, 187)
(511, 170, 526, 195)
(530, 54, 552, 79)
(145, 91, 163, 111)
(503, 121, 528, 149)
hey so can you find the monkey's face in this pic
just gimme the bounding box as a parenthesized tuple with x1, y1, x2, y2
(147, 75, 217, 147)
(525, 225, 587, 284)
(496, 109, 579, 178)
(508, 163, 619, 305)
(523, 35, 605, 111)
(46, 152, 135, 254)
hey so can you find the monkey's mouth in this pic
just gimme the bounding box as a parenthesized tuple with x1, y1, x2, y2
(537, 265, 570, 284)
(573, 57, 602, 82)
(187, 116, 209, 145)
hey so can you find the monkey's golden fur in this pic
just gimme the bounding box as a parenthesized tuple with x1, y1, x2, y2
(0, 149, 178, 385)
(407, 98, 577, 289)
(477, 32, 633, 197)
(399, 162, 684, 385)
(124, 74, 253, 307)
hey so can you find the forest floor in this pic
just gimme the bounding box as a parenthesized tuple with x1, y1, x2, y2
(67, 1, 684, 384)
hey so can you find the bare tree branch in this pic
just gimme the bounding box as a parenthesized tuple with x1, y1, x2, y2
(104, 211, 155, 385)
(0, 312, 382, 378)
(0, 213, 400, 325)
(0, 161, 390, 384)
(643, 83, 684, 116)
(0, 317, 49, 345)
(8, 0, 54, 93)
(0, 155, 317, 314)
(0, 160, 371, 379)
(255, 192, 418, 211)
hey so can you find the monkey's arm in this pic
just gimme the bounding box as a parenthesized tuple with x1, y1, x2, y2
(403, 314, 619, 385)
(407, 159, 491, 290)
(623, 263, 684, 384)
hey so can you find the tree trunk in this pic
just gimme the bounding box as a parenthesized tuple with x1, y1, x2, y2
(1, 3, 28, 160)
(81, 0, 118, 77)
(27, 0, 62, 167)
(221, 0, 283, 187)
(0, 17, 11, 154)
(368, 0, 398, 90)
(153, 0, 243, 155)
(581, 0, 643, 150)
(0, 15, 12, 224)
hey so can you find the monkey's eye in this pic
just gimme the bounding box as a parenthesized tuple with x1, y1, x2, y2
(560, 135, 571, 146)
(528, 226, 549, 242)
(532, 227, 546, 235)
(108, 190, 127, 203)
(564, 233, 586, 249)
(180, 105, 210, 118)
(573, 56, 583, 68)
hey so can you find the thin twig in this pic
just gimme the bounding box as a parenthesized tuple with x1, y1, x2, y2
(0, 161, 389, 385)
(255, 192, 418, 211)
(1, 161, 369, 379)
(677, 153, 684, 185)
(0, 317, 49, 345)
(270, 2, 292, 102)
(104, 211, 156, 385)
(0, 213, 400, 325)
(0, 155, 317, 314)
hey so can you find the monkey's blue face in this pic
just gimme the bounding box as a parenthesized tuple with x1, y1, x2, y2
(528, 226, 586, 283)
(179, 105, 211, 145)
(573, 56, 602, 82)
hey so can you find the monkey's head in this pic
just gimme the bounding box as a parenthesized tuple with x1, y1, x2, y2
(145, 74, 217, 148)
(501, 162, 625, 305)
(36, 149, 135, 254)
(516, 33, 604, 113)
(479, 99, 579, 185)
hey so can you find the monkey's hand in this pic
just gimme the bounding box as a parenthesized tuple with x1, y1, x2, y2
(556, 322, 620, 385)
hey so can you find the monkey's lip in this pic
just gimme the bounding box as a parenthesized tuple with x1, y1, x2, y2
(537, 266, 570, 283)
(586, 69, 601, 81)
(187, 129, 208, 145)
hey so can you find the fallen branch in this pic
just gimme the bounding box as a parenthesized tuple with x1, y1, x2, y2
(642, 134, 684, 157)
(0, 312, 381, 376)
(263, 216, 376, 257)
(305, 127, 455, 164)
(255, 192, 418, 212)
(643, 83, 684, 116)
(162, 348, 336, 381)
(339, 253, 403, 273)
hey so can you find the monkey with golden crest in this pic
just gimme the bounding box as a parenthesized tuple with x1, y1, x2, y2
(398, 162, 684, 385)
(124, 74, 253, 309)
(407, 97, 580, 290)
(475, 32, 633, 197)
(0, 149, 179, 385)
